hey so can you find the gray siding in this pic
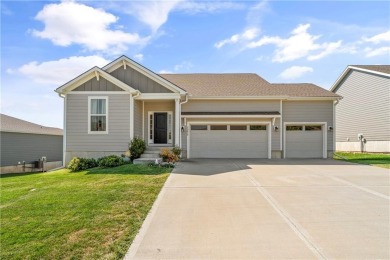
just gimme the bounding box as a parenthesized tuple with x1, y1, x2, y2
(182, 100, 280, 112)
(73, 77, 123, 91)
(110, 67, 173, 93)
(134, 100, 143, 138)
(66, 94, 130, 153)
(283, 101, 334, 150)
(1, 132, 62, 166)
(334, 70, 390, 142)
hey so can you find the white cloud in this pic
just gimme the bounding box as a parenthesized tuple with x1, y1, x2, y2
(133, 53, 144, 61)
(246, 23, 342, 62)
(176, 1, 245, 14)
(8, 56, 109, 85)
(124, 0, 183, 32)
(364, 46, 390, 57)
(279, 66, 313, 79)
(174, 61, 193, 71)
(246, 0, 269, 26)
(215, 28, 260, 48)
(158, 70, 173, 74)
(363, 31, 390, 44)
(32, 1, 145, 54)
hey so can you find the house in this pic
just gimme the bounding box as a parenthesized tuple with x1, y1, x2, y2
(0, 114, 63, 173)
(331, 65, 390, 153)
(55, 55, 340, 165)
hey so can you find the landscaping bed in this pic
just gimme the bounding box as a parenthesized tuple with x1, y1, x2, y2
(0, 164, 171, 259)
(334, 152, 390, 169)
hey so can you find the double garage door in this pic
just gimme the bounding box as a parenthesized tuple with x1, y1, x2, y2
(189, 124, 269, 158)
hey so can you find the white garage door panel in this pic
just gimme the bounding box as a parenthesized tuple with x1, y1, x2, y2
(190, 130, 268, 158)
(286, 131, 323, 158)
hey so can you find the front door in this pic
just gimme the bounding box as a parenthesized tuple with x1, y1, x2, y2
(154, 113, 167, 143)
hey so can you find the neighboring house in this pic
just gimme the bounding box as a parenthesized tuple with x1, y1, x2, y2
(55, 55, 340, 164)
(0, 114, 63, 173)
(331, 65, 390, 153)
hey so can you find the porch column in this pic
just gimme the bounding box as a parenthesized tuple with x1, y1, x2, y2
(175, 98, 180, 147)
(130, 94, 134, 140)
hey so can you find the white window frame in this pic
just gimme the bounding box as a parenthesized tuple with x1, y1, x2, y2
(148, 111, 173, 145)
(88, 96, 108, 134)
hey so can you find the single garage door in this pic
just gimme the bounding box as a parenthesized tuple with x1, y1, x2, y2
(189, 124, 269, 158)
(285, 125, 324, 158)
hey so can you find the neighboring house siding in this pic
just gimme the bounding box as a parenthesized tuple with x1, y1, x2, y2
(143, 101, 176, 145)
(66, 94, 130, 155)
(73, 77, 124, 91)
(0, 132, 62, 166)
(110, 67, 173, 93)
(283, 101, 334, 150)
(334, 70, 390, 142)
(134, 100, 143, 139)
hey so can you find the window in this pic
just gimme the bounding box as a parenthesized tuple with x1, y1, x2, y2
(89, 97, 107, 133)
(191, 125, 207, 130)
(168, 113, 172, 140)
(149, 114, 153, 140)
(305, 125, 322, 131)
(210, 125, 227, 130)
(250, 125, 266, 130)
(286, 125, 303, 131)
(230, 125, 247, 130)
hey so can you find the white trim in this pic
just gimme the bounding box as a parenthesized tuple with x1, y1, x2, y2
(330, 65, 390, 92)
(63, 94, 67, 166)
(175, 99, 180, 147)
(142, 101, 145, 140)
(283, 122, 327, 159)
(67, 91, 128, 95)
(333, 100, 338, 153)
(182, 115, 281, 118)
(102, 56, 186, 94)
(88, 96, 109, 135)
(130, 94, 134, 140)
(147, 111, 173, 145)
(188, 96, 339, 101)
(56, 67, 137, 94)
(187, 121, 272, 159)
(279, 100, 283, 151)
(136, 93, 181, 100)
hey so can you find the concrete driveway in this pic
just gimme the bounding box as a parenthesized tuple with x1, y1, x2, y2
(126, 159, 389, 259)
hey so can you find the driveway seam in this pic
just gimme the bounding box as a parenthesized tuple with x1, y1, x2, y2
(234, 162, 328, 260)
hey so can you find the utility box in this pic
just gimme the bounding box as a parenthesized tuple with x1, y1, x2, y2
(35, 160, 44, 169)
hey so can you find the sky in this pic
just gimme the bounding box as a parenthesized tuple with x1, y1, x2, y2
(1, 0, 389, 128)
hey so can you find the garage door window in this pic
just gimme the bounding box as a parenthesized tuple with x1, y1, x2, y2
(211, 125, 227, 130)
(305, 125, 322, 131)
(250, 125, 266, 130)
(230, 125, 247, 130)
(286, 125, 303, 131)
(191, 125, 207, 130)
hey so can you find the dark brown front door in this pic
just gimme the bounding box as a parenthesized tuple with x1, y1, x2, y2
(154, 113, 167, 143)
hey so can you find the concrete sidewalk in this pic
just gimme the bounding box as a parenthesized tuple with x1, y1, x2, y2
(125, 159, 389, 259)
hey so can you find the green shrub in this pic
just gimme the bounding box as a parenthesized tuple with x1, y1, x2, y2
(67, 157, 97, 172)
(171, 146, 182, 156)
(97, 155, 125, 168)
(129, 137, 146, 160)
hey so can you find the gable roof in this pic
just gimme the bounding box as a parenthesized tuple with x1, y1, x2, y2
(0, 114, 63, 136)
(55, 66, 137, 94)
(331, 65, 390, 92)
(159, 73, 340, 98)
(102, 55, 186, 94)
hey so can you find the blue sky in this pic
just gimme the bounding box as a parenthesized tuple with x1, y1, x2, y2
(1, 0, 389, 128)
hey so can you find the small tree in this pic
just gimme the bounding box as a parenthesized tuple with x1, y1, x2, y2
(129, 137, 146, 160)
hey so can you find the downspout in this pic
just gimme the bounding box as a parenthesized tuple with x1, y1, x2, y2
(333, 99, 340, 158)
(179, 94, 189, 149)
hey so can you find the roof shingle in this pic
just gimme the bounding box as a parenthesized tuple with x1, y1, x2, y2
(159, 73, 340, 98)
(351, 65, 390, 75)
(0, 114, 63, 135)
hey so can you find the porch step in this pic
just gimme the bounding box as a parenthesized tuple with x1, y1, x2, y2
(133, 158, 162, 165)
(141, 153, 160, 158)
(144, 146, 173, 152)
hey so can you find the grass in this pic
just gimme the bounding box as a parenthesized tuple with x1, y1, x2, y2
(0, 164, 171, 259)
(334, 152, 390, 169)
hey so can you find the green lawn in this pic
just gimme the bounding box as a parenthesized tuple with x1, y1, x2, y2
(0, 164, 171, 259)
(334, 152, 390, 169)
